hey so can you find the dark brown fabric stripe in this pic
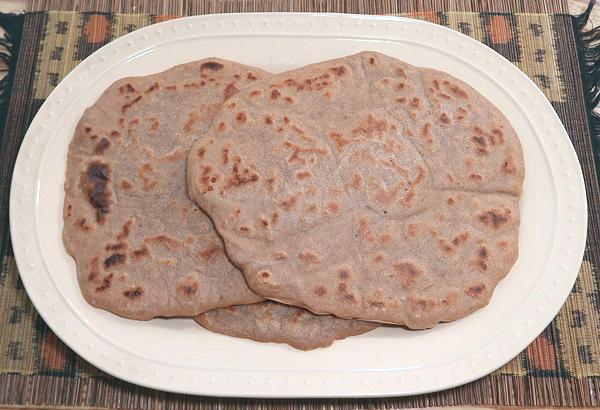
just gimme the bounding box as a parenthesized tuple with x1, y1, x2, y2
(28, 0, 569, 15)
(573, 4, 600, 184)
(0, 14, 24, 150)
(0, 13, 48, 259)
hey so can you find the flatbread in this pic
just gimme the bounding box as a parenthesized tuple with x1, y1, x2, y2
(187, 51, 524, 329)
(196, 301, 378, 350)
(63, 58, 266, 320)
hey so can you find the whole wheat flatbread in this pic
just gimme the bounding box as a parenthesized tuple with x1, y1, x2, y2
(196, 301, 378, 350)
(63, 58, 266, 319)
(187, 51, 524, 329)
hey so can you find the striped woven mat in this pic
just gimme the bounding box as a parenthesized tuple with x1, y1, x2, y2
(0, 0, 599, 408)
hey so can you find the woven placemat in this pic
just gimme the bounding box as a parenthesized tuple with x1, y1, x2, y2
(0, 0, 599, 408)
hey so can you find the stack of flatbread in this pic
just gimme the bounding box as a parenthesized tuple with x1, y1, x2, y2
(63, 52, 523, 350)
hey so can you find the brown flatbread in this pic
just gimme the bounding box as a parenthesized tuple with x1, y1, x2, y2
(187, 51, 524, 329)
(196, 301, 378, 350)
(63, 58, 266, 320)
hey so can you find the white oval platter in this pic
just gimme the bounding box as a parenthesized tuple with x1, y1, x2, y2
(9, 13, 587, 397)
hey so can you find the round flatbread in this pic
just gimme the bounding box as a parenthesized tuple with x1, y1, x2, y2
(63, 58, 266, 319)
(196, 301, 378, 350)
(187, 51, 524, 329)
